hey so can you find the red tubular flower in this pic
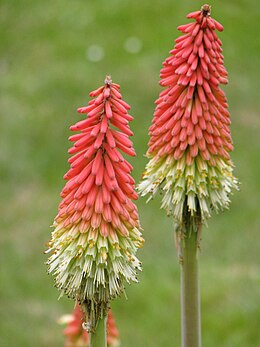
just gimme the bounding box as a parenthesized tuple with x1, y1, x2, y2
(139, 5, 238, 229)
(46, 76, 143, 331)
(106, 311, 119, 346)
(61, 305, 120, 347)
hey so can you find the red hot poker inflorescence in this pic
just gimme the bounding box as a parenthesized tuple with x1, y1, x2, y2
(60, 305, 120, 347)
(139, 5, 238, 229)
(46, 76, 143, 331)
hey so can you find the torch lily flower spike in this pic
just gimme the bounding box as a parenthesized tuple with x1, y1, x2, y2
(138, 6, 239, 346)
(46, 76, 144, 333)
(138, 4, 238, 236)
(59, 305, 120, 347)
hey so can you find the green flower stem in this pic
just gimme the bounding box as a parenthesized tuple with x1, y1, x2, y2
(180, 229, 201, 347)
(90, 316, 107, 347)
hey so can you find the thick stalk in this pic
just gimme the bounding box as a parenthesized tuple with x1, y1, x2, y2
(180, 229, 201, 347)
(90, 316, 107, 347)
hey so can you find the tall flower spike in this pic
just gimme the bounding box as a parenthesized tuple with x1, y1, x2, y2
(46, 76, 144, 332)
(139, 5, 238, 233)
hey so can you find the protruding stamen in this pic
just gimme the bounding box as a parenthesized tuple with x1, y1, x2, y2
(105, 75, 112, 85)
(201, 4, 211, 17)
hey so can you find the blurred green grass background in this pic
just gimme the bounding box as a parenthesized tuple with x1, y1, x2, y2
(1, 0, 260, 346)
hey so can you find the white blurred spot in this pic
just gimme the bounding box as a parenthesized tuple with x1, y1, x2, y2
(86, 45, 104, 62)
(124, 37, 142, 54)
(82, 321, 91, 332)
(57, 314, 74, 325)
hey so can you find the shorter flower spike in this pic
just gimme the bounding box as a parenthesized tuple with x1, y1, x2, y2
(138, 5, 238, 232)
(46, 76, 144, 331)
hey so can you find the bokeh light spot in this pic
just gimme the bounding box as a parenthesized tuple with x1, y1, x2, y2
(124, 37, 142, 54)
(86, 45, 104, 62)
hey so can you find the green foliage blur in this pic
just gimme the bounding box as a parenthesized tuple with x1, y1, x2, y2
(1, 0, 259, 346)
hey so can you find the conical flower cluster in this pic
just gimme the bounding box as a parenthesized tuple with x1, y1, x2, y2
(139, 5, 238, 230)
(60, 305, 120, 347)
(46, 76, 143, 330)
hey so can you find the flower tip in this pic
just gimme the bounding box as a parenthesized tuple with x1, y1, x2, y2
(105, 75, 112, 85)
(212, 18, 224, 31)
(57, 314, 74, 325)
(77, 107, 86, 113)
(201, 4, 211, 17)
(186, 10, 201, 19)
